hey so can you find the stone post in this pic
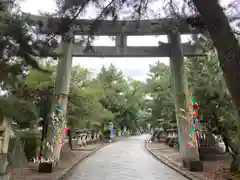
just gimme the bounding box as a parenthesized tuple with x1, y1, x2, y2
(115, 34, 127, 55)
(0, 1, 12, 178)
(0, 118, 11, 176)
(39, 30, 73, 172)
(118, 130, 121, 137)
(51, 30, 73, 162)
(168, 31, 203, 171)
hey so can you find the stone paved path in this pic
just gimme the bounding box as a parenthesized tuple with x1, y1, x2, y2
(67, 134, 188, 180)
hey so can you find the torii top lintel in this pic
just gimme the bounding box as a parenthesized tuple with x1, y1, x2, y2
(24, 13, 204, 36)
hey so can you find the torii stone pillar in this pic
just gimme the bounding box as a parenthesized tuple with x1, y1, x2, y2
(168, 31, 203, 171)
(39, 30, 73, 172)
(53, 32, 73, 163)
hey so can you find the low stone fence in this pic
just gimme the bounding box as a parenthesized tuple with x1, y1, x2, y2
(75, 130, 101, 147)
(150, 127, 178, 150)
(75, 129, 128, 145)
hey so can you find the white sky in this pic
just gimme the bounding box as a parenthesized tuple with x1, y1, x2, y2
(20, 0, 235, 81)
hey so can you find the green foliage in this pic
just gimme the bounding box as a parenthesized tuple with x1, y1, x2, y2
(185, 51, 240, 172)
(15, 131, 41, 161)
(96, 64, 146, 131)
(0, 2, 58, 129)
(0, 3, 57, 90)
(67, 65, 111, 129)
(186, 53, 237, 126)
(0, 96, 38, 128)
(25, 68, 54, 89)
(144, 61, 175, 129)
(186, 53, 240, 150)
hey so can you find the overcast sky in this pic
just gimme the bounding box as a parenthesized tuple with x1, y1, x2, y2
(20, 0, 235, 81)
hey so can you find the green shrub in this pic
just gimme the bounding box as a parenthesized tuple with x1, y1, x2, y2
(16, 131, 41, 161)
(22, 137, 40, 161)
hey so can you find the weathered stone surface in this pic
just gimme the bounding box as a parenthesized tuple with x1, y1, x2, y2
(38, 162, 53, 173)
(24, 13, 203, 35)
(7, 138, 27, 169)
(69, 45, 202, 57)
(67, 135, 188, 180)
(60, 142, 74, 161)
(0, 173, 10, 180)
(0, 154, 8, 175)
(198, 132, 224, 161)
(182, 159, 203, 172)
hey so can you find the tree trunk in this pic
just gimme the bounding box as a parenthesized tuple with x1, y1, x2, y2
(192, 0, 240, 110)
(67, 129, 72, 150)
(0, 117, 11, 175)
(230, 156, 240, 172)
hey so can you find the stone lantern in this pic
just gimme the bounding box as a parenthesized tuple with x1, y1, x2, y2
(197, 118, 223, 161)
(157, 125, 167, 143)
(167, 124, 178, 138)
(76, 130, 83, 147)
(165, 124, 178, 148)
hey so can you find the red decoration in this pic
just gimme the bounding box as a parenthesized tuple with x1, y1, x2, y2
(64, 127, 68, 132)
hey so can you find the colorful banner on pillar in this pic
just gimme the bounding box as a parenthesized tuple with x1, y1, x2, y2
(51, 102, 68, 162)
(54, 126, 68, 159)
(184, 94, 201, 149)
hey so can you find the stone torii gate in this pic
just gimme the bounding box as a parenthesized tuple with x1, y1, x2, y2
(26, 13, 204, 172)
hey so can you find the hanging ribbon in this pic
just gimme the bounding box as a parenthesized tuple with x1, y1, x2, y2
(185, 94, 201, 148)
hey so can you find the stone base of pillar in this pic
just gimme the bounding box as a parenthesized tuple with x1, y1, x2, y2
(182, 159, 203, 172)
(38, 162, 53, 173)
(0, 173, 10, 180)
(0, 154, 8, 175)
